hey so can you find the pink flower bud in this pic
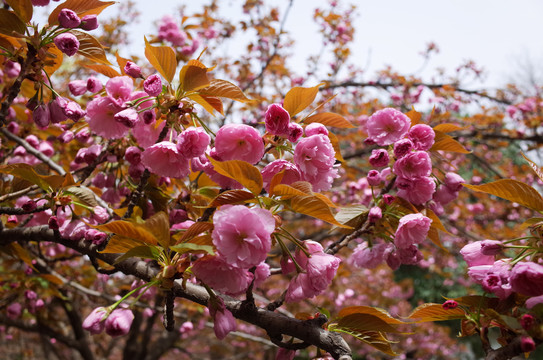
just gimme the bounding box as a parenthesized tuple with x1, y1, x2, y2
(480, 240, 503, 256)
(5, 60, 21, 78)
(80, 15, 99, 31)
(124, 146, 142, 165)
(33, 104, 50, 128)
(63, 101, 86, 121)
(264, 103, 290, 136)
(442, 300, 458, 310)
(68, 80, 87, 96)
(368, 206, 382, 223)
(48, 216, 60, 230)
(105, 308, 134, 337)
(58, 9, 81, 29)
(82, 307, 107, 335)
(143, 74, 162, 96)
(287, 122, 303, 143)
(521, 336, 536, 353)
(114, 108, 139, 128)
(408, 124, 435, 151)
(367, 169, 381, 186)
(54, 33, 80, 57)
(520, 314, 536, 330)
(7, 303, 22, 319)
(460, 241, 495, 267)
(511, 262, 543, 296)
(213, 307, 236, 340)
(369, 149, 389, 168)
(22, 200, 37, 212)
(87, 76, 103, 93)
(383, 194, 395, 205)
(124, 61, 142, 78)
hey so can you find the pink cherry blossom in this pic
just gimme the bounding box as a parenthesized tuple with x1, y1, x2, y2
(191, 255, 253, 295)
(105, 76, 133, 107)
(393, 151, 432, 179)
(82, 307, 107, 335)
(177, 127, 210, 158)
(293, 134, 338, 192)
(408, 124, 435, 151)
(81, 15, 99, 31)
(305, 122, 329, 137)
(265, 103, 290, 136)
(510, 261, 543, 296)
(460, 241, 495, 267)
(212, 205, 275, 269)
(141, 141, 190, 179)
(366, 108, 411, 146)
(143, 74, 162, 97)
(393, 138, 414, 158)
(213, 307, 236, 340)
(394, 213, 432, 249)
(54, 33, 80, 57)
(351, 242, 387, 269)
(58, 9, 81, 28)
(369, 148, 389, 168)
(261, 159, 302, 192)
(68, 80, 87, 96)
(396, 176, 436, 205)
(86, 96, 128, 139)
(214, 124, 264, 164)
(104, 308, 134, 337)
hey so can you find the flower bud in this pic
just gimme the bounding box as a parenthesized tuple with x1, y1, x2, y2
(105, 308, 134, 337)
(369, 149, 389, 168)
(124, 61, 142, 78)
(143, 74, 162, 96)
(367, 170, 381, 186)
(54, 33, 80, 57)
(442, 300, 458, 310)
(58, 9, 81, 29)
(80, 15, 99, 31)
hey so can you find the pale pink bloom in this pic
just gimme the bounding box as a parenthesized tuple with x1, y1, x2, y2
(408, 124, 435, 151)
(393, 138, 414, 158)
(105, 308, 134, 337)
(287, 122, 303, 142)
(351, 242, 387, 269)
(141, 141, 190, 179)
(293, 134, 338, 192)
(212, 205, 275, 268)
(213, 307, 236, 340)
(86, 96, 128, 139)
(396, 176, 436, 205)
(261, 159, 302, 192)
(132, 119, 166, 148)
(254, 262, 270, 288)
(191, 255, 253, 295)
(63, 101, 86, 121)
(105, 76, 133, 106)
(265, 103, 290, 136)
(114, 108, 139, 128)
(7, 303, 22, 320)
(369, 148, 389, 168)
(526, 295, 543, 309)
(177, 127, 210, 158)
(305, 122, 328, 137)
(59, 219, 87, 240)
(366, 108, 411, 146)
(393, 151, 432, 179)
(460, 241, 495, 267)
(394, 213, 432, 249)
(5, 60, 21, 78)
(54, 33, 79, 57)
(82, 307, 107, 335)
(143, 74, 162, 97)
(68, 80, 87, 96)
(214, 124, 264, 164)
(510, 262, 543, 296)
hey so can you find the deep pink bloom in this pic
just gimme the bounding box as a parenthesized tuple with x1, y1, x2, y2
(141, 141, 190, 179)
(58, 9, 81, 28)
(143, 74, 162, 96)
(7, 303, 22, 319)
(305, 122, 328, 137)
(214, 124, 264, 164)
(521, 336, 536, 353)
(114, 108, 139, 128)
(396, 176, 436, 205)
(480, 240, 503, 256)
(69, 80, 87, 96)
(86, 96, 128, 139)
(212, 205, 275, 268)
(276, 348, 296, 360)
(132, 119, 167, 148)
(408, 124, 435, 151)
(442, 300, 458, 310)
(265, 103, 290, 136)
(460, 241, 495, 267)
(367, 169, 381, 186)
(63, 100, 86, 120)
(397, 244, 423, 265)
(124, 61, 142, 78)
(481, 260, 512, 299)
(287, 122, 304, 142)
(54, 33, 80, 57)
(87, 76, 103, 93)
(192, 255, 253, 295)
(443, 172, 465, 192)
(369, 148, 389, 168)
(49, 97, 67, 123)
(368, 206, 382, 223)
(80, 15, 99, 31)
(393, 138, 414, 158)
(31, 0, 49, 6)
(510, 262, 543, 296)
(394, 213, 432, 249)
(124, 146, 142, 165)
(261, 159, 302, 192)
(82, 307, 107, 335)
(177, 127, 210, 158)
(293, 134, 338, 192)
(520, 314, 536, 330)
(433, 184, 458, 205)
(106, 76, 133, 106)
(105, 308, 134, 337)
(351, 242, 387, 269)
(393, 151, 432, 179)
(366, 108, 411, 146)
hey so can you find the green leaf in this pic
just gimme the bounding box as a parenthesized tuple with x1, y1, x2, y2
(407, 303, 465, 322)
(71, 30, 111, 65)
(304, 112, 355, 128)
(463, 179, 543, 212)
(208, 158, 263, 196)
(209, 189, 255, 207)
(0, 163, 65, 192)
(169, 243, 215, 255)
(144, 37, 177, 83)
(198, 79, 252, 102)
(283, 83, 323, 117)
(289, 195, 352, 228)
(5, 0, 33, 23)
(49, 0, 115, 26)
(114, 245, 160, 264)
(0, 9, 27, 37)
(94, 220, 158, 246)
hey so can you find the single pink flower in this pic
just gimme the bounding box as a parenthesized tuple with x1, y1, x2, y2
(212, 205, 275, 269)
(124, 146, 142, 165)
(433, 184, 458, 205)
(367, 169, 381, 186)
(114, 108, 139, 128)
(105, 76, 133, 106)
(82, 307, 107, 335)
(143, 74, 162, 96)
(33, 104, 50, 128)
(408, 124, 435, 151)
(396, 176, 436, 205)
(305, 122, 328, 137)
(105, 308, 134, 337)
(86, 96, 128, 139)
(132, 118, 166, 148)
(293, 134, 338, 192)
(351, 242, 387, 269)
(191, 255, 253, 295)
(80, 15, 99, 31)
(481, 260, 512, 299)
(369, 148, 389, 168)
(480, 240, 503, 256)
(124, 61, 142, 78)
(521, 336, 536, 353)
(261, 159, 302, 192)
(69, 80, 87, 96)
(265, 103, 290, 136)
(177, 127, 210, 158)
(141, 141, 190, 179)
(366, 108, 411, 146)
(397, 244, 423, 265)
(394, 213, 432, 249)
(214, 124, 264, 164)
(287, 122, 303, 142)
(460, 241, 495, 267)
(213, 307, 236, 340)
(393, 151, 432, 179)
(443, 172, 465, 192)
(87, 76, 103, 93)
(54, 33, 80, 57)
(510, 262, 543, 296)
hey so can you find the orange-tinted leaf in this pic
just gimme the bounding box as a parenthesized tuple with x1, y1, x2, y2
(430, 133, 470, 154)
(94, 220, 158, 246)
(84, 63, 121, 78)
(9, 243, 37, 271)
(5, 0, 32, 23)
(447, 295, 499, 309)
(328, 326, 398, 356)
(305, 112, 355, 128)
(39, 274, 64, 286)
(521, 152, 543, 183)
(521, 217, 543, 229)
(71, 30, 111, 65)
(144, 36, 176, 83)
(99, 235, 145, 254)
(328, 132, 345, 162)
(115, 52, 130, 75)
(463, 179, 543, 212)
(179, 59, 210, 92)
(338, 306, 406, 325)
(198, 79, 251, 102)
(0, 163, 65, 192)
(64, 186, 99, 207)
(187, 94, 223, 115)
(169, 243, 214, 255)
(43, 45, 64, 76)
(406, 109, 422, 126)
(49, 0, 115, 26)
(337, 313, 405, 333)
(175, 221, 214, 244)
(425, 209, 448, 251)
(0, 9, 26, 36)
(290, 195, 352, 228)
(273, 184, 309, 199)
(209, 189, 255, 207)
(113, 245, 160, 264)
(290, 181, 313, 194)
(0, 34, 21, 52)
(208, 158, 263, 195)
(433, 123, 465, 133)
(268, 171, 284, 195)
(407, 303, 465, 322)
(143, 212, 170, 248)
(283, 83, 323, 117)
